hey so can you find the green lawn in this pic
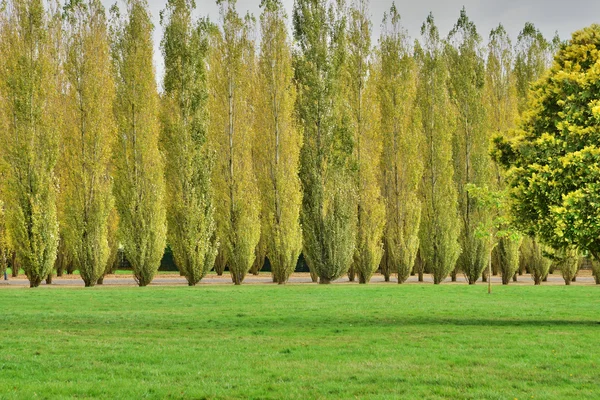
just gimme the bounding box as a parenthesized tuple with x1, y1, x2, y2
(0, 285, 598, 399)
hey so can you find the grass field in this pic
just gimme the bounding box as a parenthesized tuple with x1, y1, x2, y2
(0, 285, 599, 399)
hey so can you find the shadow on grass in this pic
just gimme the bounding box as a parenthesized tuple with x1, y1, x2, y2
(61, 314, 598, 331)
(391, 317, 600, 327)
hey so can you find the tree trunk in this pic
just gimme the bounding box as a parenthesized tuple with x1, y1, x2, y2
(11, 252, 18, 277)
(319, 277, 331, 284)
(348, 265, 355, 282)
(46, 274, 53, 285)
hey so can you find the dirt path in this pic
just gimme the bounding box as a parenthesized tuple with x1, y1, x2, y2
(0, 271, 597, 287)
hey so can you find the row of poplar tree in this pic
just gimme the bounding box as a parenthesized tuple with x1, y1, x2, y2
(0, 0, 561, 287)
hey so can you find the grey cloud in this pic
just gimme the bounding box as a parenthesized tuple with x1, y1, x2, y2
(102, 0, 600, 88)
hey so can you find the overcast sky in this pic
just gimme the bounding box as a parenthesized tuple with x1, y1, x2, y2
(101, 0, 600, 89)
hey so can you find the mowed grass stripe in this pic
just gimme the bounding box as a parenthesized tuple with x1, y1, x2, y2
(0, 285, 598, 399)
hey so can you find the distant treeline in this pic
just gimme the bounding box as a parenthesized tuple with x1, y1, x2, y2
(0, 0, 589, 288)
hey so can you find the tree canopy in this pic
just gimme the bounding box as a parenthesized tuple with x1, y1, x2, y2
(494, 24, 600, 260)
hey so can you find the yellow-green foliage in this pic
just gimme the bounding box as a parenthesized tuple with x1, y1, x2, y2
(415, 14, 461, 285)
(208, 0, 260, 285)
(378, 5, 423, 284)
(345, 0, 384, 285)
(62, 0, 115, 287)
(102, 207, 119, 279)
(0, 200, 10, 275)
(494, 25, 600, 263)
(111, 0, 167, 287)
(484, 25, 521, 285)
(520, 236, 551, 285)
(514, 22, 552, 114)
(160, 0, 217, 286)
(446, 8, 492, 284)
(255, 0, 302, 284)
(0, 0, 60, 287)
(294, 0, 357, 284)
(495, 236, 520, 284)
(553, 247, 579, 285)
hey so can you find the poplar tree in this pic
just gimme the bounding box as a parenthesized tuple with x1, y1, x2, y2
(514, 22, 551, 114)
(446, 8, 491, 284)
(255, 0, 302, 284)
(110, 0, 167, 287)
(160, 0, 217, 286)
(415, 13, 460, 284)
(208, 0, 260, 285)
(511, 22, 551, 276)
(378, 4, 423, 284)
(0, 199, 10, 277)
(98, 207, 119, 284)
(294, 0, 357, 284)
(345, 0, 384, 284)
(484, 25, 521, 284)
(62, 0, 116, 287)
(520, 237, 551, 285)
(0, 0, 60, 287)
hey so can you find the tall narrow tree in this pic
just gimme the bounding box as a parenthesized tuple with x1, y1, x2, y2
(446, 8, 491, 284)
(0, 0, 60, 287)
(208, 0, 260, 285)
(484, 25, 521, 284)
(62, 0, 116, 287)
(378, 4, 423, 284)
(110, 0, 167, 287)
(255, 0, 302, 284)
(512, 22, 552, 276)
(294, 0, 357, 284)
(415, 13, 461, 284)
(345, 0, 384, 284)
(160, 0, 218, 286)
(514, 22, 551, 114)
